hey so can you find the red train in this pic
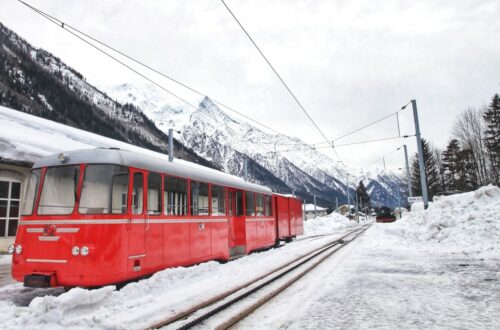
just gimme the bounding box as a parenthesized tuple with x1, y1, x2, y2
(9, 148, 303, 288)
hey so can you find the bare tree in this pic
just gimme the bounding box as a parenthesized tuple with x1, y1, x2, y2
(452, 107, 490, 186)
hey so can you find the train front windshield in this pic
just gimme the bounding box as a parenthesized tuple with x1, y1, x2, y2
(21, 165, 130, 216)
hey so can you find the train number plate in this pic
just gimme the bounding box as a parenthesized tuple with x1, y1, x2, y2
(24, 274, 51, 288)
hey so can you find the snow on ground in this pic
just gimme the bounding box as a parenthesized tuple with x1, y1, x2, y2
(386, 185, 500, 257)
(0, 187, 498, 329)
(303, 212, 367, 236)
(238, 186, 500, 329)
(0, 224, 358, 330)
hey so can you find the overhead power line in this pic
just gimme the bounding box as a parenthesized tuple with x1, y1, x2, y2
(17, 0, 280, 135)
(275, 135, 414, 153)
(362, 146, 404, 169)
(332, 101, 411, 142)
(220, 0, 342, 162)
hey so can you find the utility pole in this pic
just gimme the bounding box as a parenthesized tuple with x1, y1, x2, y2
(411, 99, 429, 209)
(243, 159, 248, 181)
(397, 187, 401, 219)
(313, 195, 317, 219)
(346, 173, 350, 215)
(355, 192, 359, 222)
(168, 128, 174, 162)
(403, 144, 412, 197)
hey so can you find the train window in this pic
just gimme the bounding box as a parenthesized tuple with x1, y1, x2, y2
(245, 191, 255, 216)
(38, 166, 80, 215)
(211, 185, 226, 215)
(164, 176, 188, 215)
(79, 165, 129, 214)
(147, 173, 162, 215)
(236, 191, 243, 216)
(191, 181, 209, 216)
(228, 191, 234, 216)
(256, 194, 264, 216)
(132, 173, 144, 214)
(265, 195, 273, 216)
(21, 169, 41, 215)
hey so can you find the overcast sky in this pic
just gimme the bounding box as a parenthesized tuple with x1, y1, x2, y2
(1, 0, 499, 174)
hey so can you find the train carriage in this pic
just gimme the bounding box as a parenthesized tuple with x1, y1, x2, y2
(9, 148, 302, 288)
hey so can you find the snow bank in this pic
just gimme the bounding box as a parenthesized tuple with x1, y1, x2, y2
(386, 185, 500, 256)
(304, 212, 366, 236)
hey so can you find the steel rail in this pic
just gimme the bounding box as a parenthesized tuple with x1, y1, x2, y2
(145, 227, 365, 329)
(215, 225, 371, 329)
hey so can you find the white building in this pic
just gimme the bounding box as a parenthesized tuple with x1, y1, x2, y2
(303, 203, 327, 220)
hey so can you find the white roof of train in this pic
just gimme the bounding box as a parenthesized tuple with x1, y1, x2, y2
(0, 106, 271, 194)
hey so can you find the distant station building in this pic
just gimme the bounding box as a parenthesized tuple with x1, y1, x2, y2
(303, 203, 327, 220)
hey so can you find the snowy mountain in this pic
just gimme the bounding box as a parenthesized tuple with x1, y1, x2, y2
(105, 82, 407, 208)
(362, 170, 408, 208)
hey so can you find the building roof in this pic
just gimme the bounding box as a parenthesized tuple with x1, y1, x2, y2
(304, 203, 327, 212)
(0, 106, 271, 194)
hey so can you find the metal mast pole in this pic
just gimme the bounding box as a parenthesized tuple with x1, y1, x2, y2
(168, 128, 174, 162)
(243, 159, 248, 181)
(313, 195, 317, 219)
(411, 99, 429, 209)
(347, 173, 350, 209)
(403, 144, 412, 197)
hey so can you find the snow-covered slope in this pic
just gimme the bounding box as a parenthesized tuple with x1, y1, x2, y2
(105, 82, 405, 207)
(385, 185, 500, 256)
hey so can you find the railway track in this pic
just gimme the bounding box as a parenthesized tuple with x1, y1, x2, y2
(146, 224, 371, 330)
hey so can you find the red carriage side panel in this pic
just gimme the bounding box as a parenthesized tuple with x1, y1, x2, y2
(275, 195, 291, 239)
(292, 198, 304, 236)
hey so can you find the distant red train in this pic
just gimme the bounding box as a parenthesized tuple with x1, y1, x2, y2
(9, 148, 303, 288)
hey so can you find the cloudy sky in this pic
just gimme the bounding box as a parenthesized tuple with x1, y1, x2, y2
(1, 0, 499, 173)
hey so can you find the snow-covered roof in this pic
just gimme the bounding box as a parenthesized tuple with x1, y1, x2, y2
(304, 204, 327, 212)
(0, 106, 271, 194)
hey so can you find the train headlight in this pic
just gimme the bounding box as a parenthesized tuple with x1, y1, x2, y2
(80, 246, 89, 256)
(7, 244, 15, 254)
(71, 246, 80, 256)
(15, 245, 22, 255)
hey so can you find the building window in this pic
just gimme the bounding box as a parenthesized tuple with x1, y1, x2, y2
(0, 180, 21, 237)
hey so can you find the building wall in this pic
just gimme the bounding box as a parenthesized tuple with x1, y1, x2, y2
(0, 164, 30, 251)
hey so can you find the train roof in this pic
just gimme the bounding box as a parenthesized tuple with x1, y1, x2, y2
(33, 148, 273, 194)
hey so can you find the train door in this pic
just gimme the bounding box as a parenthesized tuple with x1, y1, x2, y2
(144, 172, 163, 271)
(128, 170, 147, 273)
(228, 189, 246, 257)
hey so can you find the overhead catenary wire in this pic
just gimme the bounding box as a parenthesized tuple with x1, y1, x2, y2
(17, 0, 281, 135)
(274, 135, 414, 153)
(332, 101, 411, 142)
(361, 146, 404, 169)
(220, 0, 343, 163)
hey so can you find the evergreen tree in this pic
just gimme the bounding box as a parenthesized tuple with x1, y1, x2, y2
(356, 181, 370, 212)
(442, 139, 462, 191)
(483, 94, 500, 184)
(455, 148, 479, 191)
(410, 139, 441, 199)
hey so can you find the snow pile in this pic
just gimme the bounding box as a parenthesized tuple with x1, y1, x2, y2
(386, 185, 500, 256)
(304, 212, 363, 236)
